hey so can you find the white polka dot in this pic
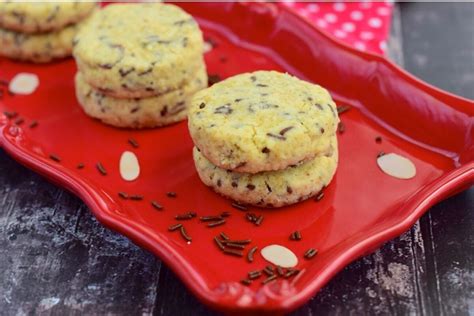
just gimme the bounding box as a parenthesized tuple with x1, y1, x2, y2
(342, 22, 356, 33)
(334, 30, 347, 38)
(377, 7, 390, 16)
(350, 11, 364, 21)
(368, 17, 382, 28)
(324, 13, 338, 24)
(316, 19, 327, 28)
(360, 2, 372, 9)
(354, 41, 366, 51)
(380, 41, 388, 51)
(299, 10, 310, 17)
(360, 31, 374, 40)
(333, 3, 346, 12)
(308, 4, 319, 13)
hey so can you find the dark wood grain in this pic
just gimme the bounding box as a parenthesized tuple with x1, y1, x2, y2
(0, 3, 472, 316)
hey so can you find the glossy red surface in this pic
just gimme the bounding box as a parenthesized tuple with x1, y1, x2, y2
(0, 3, 473, 314)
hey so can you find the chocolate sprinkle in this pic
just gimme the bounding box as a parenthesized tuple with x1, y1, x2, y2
(285, 269, 300, 278)
(220, 232, 230, 240)
(96, 162, 107, 175)
(151, 201, 163, 210)
(130, 195, 143, 201)
(200, 215, 223, 222)
(337, 122, 345, 134)
(221, 211, 230, 218)
(377, 151, 386, 158)
(225, 242, 245, 249)
(240, 279, 252, 286)
(337, 105, 351, 114)
(304, 248, 318, 259)
(223, 248, 243, 257)
(180, 226, 192, 242)
(262, 274, 277, 285)
(168, 223, 182, 231)
(214, 237, 225, 250)
(166, 191, 177, 198)
(277, 266, 284, 276)
(255, 215, 264, 226)
(3, 111, 17, 119)
(223, 239, 251, 245)
(231, 202, 248, 211)
(118, 192, 128, 199)
(49, 154, 61, 162)
(128, 138, 139, 148)
(247, 246, 258, 263)
(375, 136, 382, 143)
(208, 219, 226, 227)
(315, 192, 324, 201)
(248, 270, 262, 279)
(77, 163, 85, 169)
(14, 117, 24, 125)
(29, 120, 38, 128)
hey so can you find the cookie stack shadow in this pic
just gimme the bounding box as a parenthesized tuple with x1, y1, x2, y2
(72, 3, 207, 129)
(0, 2, 97, 62)
(188, 71, 340, 208)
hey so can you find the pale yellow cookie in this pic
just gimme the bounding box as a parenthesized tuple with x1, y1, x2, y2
(73, 3, 205, 99)
(75, 66, 207, 128)
(188, 71, 339, 173)
(0, 1, 97, 34)
(193, 136, 338, 208)
(0, 22, 78, 62)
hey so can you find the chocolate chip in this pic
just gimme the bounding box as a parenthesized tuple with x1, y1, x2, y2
(287, 186, 293, 194)
(231, 182, 238, 188)
(261, 147, 270, 154)
(199, 102, 206, 109)
(246, 184, 256, 190)
(217, 179, 222, 187)
(315, 103, 323, 110)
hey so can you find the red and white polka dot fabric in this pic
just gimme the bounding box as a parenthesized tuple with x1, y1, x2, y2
(281, 1, 393, 55)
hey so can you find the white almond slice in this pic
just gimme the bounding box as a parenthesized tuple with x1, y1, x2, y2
(203, 41, 213, 53)
(377, 153, 416, 179)
(261, 244, 298, 268)
(9, 73, 39, 95)
(120, 151, 140, 181)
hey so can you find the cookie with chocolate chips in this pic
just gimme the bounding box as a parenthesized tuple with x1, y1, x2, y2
(75, 65, 207, 128)
(0, 2, 97, 34)
(193, 136, 338, 208)
(188, 71, 339, 173)
(73, 3, 205, 99)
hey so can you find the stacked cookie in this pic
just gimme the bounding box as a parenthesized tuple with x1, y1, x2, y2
(73, 3, 207, 128)
(188, 71, 339, 208)
(0, 2, 97, 63)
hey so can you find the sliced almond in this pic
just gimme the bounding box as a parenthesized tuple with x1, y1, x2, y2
(377, 153, 416, 179)
(203, 41, 213, 53)
(261, 244, 298, 268)
(9, 73, 39, 95)
(119, 151, 140, 181)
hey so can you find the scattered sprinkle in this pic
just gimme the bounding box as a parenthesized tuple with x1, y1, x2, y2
(337, 122, 345, 134)
(3, 111, 17, 119)
(240, 279, 252, 286)
(247, 246, 258, 263)
(223, 239, 251, 245)
(76, 163, 85, 169)
(255, 215, 264, 226)
(304, 248, 318, 259)
(207, 219, 226, 227)
(214, 236, 225, 250)
(337, 105, 351, 114)
(14, 117, 24, 125)
(96, 162, 107, 175)
(118, 192, 128, 199)
(375, 136, 382, 143)
(128, 138, 139, 148)
(262, 274, 277, 285)
(130, 195, 143, 201)
(168, 223, 182, 231)
(166, 191, 177, 198)
(315, 191, 324, 202)
(248, 270, 262, 280)
(290, 231, 302, 241)
(29, 120, 38, 128)
(223, 248, 243, 257)
(49, 154, 61, 162)
(151, 200, 163, 210)
(225, 242, 245, 250)
(220, 232, 229, 240)
(180, 226, 192, 242)
(220, 211, 230, 218)
(231, 202, 247, 211)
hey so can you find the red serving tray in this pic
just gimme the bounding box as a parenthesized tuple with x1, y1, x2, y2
(0, 3, 473, 314)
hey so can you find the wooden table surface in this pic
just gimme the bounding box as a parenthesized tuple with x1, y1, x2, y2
(0, 3, 472, 315)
